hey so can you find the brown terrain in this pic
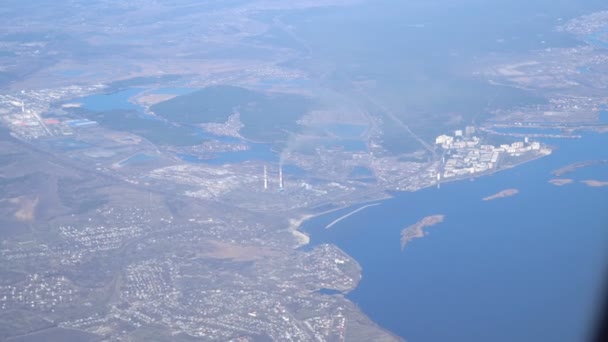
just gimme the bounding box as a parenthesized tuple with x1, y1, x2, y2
(552, 160, 608, 176)
(482, 189, 519, 201)
(581, 179, 608, 187)
(549, 178, 574, 186)
(400, 215, 445, 251)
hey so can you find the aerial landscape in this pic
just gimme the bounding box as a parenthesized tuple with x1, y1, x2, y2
(0, 0, 607, 341)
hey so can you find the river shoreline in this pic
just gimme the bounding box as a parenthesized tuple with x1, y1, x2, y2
(299, 132, 608, 342)
(291, 149, 554, 248)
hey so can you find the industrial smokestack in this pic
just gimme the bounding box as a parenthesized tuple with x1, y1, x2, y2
(279, 164, 284, 190)
(263, 165, 268, 190)
(437, 172, 441, 189)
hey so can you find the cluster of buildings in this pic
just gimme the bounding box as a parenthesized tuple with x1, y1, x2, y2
(0, 273, 75, 312)
(59, 224, 144, 255)
(0, 179, 364, 341)
(305, 312, 346, 342)
(243, 65, 306, 84)
(122, 260, 175, 302)
(436, 126, 551, 180)
(54, 241, 355, 341)
(199, 112, 244, 138)
(53, 206, 169, 265)
(0, 86, 102, 140)
(1, 241, 50, 263)
(434, 125, 477, 149)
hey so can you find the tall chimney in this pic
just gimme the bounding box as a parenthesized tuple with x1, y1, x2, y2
(279, 164, 284, 190)
(263, 165, 268, 190)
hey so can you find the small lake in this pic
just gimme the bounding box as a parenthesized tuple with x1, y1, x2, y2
(492, 127, 570, 135)
(78, 88, 142, 112)
(577, 65, 592, 74)
(178, 142, 278, 165)
(149, 87, 196, 95)
(76, 88, 281, 162)
(586, 28, 608, 49)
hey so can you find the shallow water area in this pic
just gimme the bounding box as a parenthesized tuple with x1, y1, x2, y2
(78, 88, 142, 112)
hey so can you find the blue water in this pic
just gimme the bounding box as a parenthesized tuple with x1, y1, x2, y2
(601, 110, 608, 124)
(77, 88, 280, 163)
(302, 133, 608, 342)
(192, 128, 241, 144)
(181, 128, 278, 165)
(569, 162, 608, 180)
(577, 66, 592, 74)
(66, 119, 97, 127)
(78, 88, 142, 111)
(210, 143, 278, 164)
(493, 127, 566, 135)
(586, 28, 608, 49)
(177, 153, 210, 163)
(150, 87, 196, 95)
(178, 142, 278, 165)
(79, 88, 191, 121)
(259, 78, 311, 88)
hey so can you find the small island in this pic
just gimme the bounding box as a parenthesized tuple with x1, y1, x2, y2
(482, 189, 519, 201)
(581, 179, 608, 187)
(549, 178, 574, 186)
(552, 160, 608, 176)
(401, 215, 445, 251)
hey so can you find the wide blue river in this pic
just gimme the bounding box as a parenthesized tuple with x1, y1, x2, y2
(302, 133, 608, 342)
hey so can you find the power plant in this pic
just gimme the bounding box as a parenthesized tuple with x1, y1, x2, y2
(261, 164, 285, 191)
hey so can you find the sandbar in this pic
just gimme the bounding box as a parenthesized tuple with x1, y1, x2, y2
(581, 179, 608, 187)
(482, 189, 519, 201)
(549, 178, 573, 186)
(552, 160, 608, 176)
(289, 215, 312, 247)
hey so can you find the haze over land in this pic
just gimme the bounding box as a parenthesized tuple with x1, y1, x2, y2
(0, 0, 607, 341)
